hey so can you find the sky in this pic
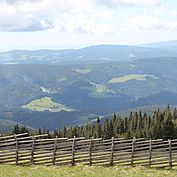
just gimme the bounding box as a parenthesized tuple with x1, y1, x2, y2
(0, 0, 177, 51)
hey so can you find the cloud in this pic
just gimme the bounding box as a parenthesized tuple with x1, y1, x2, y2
(49, 17, 120, 34)
(0, 0, 172, 34)
(0, 0, 116, 33)
(13, 19, 52, 32)
(0, 2, 34, 31)
(1, 0, 161, 7)
(124, 15, 177, 31)
(154, 5, 177, 17)
(100, 0, 161, 7)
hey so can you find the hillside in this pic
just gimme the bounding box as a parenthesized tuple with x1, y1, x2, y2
(140, 40, 177, 49)
(0, 58, 177, 130)
(0, 119, 34, 134)
(0, 44, 177, 130)
(0, 119, 20, 134)
(0, 44, 177, 64)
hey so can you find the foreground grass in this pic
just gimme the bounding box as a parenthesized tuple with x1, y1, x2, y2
(0, 165, 177, 177)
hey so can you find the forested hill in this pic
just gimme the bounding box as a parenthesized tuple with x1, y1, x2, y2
(51, 106, 177, 139)
(12, 105, 177, 140)
(53, 105, 177, 140)
(1, 43, 177, 132)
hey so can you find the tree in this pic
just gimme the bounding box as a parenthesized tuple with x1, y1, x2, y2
(38, 128, 42, 135)
(163, 107, 176, 139)
(12, 124, 29, 134)
(62, 126, 67, 137)
(53, 129, 59, 137)
(103, 119, 110, 139)
(12, 124, 20, 134)
(23, 105, 177, 140)
(95, 117, 102, 138)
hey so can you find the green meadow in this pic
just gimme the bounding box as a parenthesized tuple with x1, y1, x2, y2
(0, 165, 177, 177)
(108, 74, 158, 84)
(22, 97, 73, 112)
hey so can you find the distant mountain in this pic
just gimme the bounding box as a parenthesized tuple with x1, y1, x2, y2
(0, 44, 177, 64)
(62, 45, 176, 62)
(102, 104, 173, 123)
(140, 40, 177, 50)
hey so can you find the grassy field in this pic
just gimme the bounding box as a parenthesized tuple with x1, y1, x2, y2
(90, 82, 115, 97)
(0, 165, 177, 177)
(108, 74, 158, 84)
(73, 68, 92, 74)
(80, 82, 114, 97)
(22, 97, 73, 112)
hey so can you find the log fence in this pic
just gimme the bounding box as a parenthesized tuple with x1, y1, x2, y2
(0, 133, 177, 169)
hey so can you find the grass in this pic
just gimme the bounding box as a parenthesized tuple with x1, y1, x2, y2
(73, 68, 92, 74)
(80, 82, 115, 97)
(22, 97, 73, 112)
(90, 82, 115, 97)
(0, 165, 177, 177)
(108, 74, 158, 84)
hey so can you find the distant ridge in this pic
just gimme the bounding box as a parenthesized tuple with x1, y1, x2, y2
(140, 40, 177, 48)
(0, 44, 177, 64)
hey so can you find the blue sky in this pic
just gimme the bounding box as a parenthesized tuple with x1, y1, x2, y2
(0, 0, 177, 51)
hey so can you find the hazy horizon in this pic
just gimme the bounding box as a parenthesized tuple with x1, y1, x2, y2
(1, 39, 177, 52)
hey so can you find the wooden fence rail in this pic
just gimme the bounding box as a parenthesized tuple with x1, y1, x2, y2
(0, 133, 177, 169)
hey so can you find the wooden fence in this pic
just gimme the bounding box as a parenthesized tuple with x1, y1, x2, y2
(1, 133, 177, 169)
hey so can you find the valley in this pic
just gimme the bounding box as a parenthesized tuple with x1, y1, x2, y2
(0, 42, 177, 133)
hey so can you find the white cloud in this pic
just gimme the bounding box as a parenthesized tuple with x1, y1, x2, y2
(121, 0, 161, 6)
(0, 0, 173, 34)
(0, 0, 117, 33)
(124, 15, 177, 31)
(48, 15, 118, 34)
(1, 0, 162, 8)
(100, 0, 161, 7)
(0, 2, 35, 31)
(154, 5, 177, 17)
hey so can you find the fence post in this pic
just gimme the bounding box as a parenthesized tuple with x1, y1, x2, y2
(149, 138, 152, 167)
(110, 137, 114, 166)
(14, 134, 19, 165)
(168, 139, 172, 169)
(71, 136, 76, 166)
(89, 137, 93, 166)
(31, 136, 35, 164)
(53, 136, 58, 165)
(131, 137, 136, 166)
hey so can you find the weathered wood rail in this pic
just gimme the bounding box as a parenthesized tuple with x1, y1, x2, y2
(1, 133, 177, 169)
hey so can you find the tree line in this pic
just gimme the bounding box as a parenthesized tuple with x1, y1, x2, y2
(12, 105, 177, 140)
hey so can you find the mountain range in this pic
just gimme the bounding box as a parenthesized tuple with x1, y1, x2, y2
(0, 40, 177, 133)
